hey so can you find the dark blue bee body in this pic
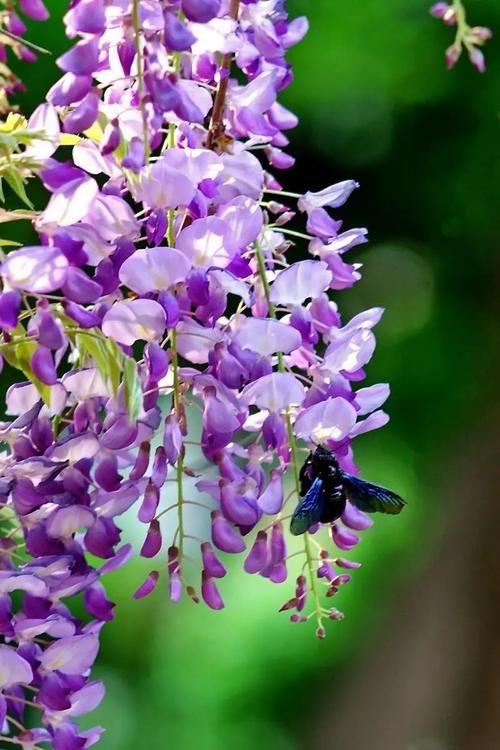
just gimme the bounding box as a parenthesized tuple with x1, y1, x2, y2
(290, 445, 405, 536)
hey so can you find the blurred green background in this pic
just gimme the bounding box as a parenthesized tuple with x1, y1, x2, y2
(6, 1, 500, 748)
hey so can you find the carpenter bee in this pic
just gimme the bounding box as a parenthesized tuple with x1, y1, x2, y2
(290, 445, 405, 536)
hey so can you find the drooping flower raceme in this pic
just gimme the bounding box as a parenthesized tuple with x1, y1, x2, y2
(430, 0, 492, 71)
(0, 0, 400, 745)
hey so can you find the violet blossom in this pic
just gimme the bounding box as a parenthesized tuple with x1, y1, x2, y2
(0, 0, 409, 746)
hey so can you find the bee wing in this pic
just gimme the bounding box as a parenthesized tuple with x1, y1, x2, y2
(290, 477, 326, 536)
(341, 472, 406, 515)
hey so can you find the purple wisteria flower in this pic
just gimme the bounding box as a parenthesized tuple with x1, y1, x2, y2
(0, 0, 406, 746)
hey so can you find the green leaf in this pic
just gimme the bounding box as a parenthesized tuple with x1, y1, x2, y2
(74, 330, 123, 399)
(0, 238, 21, 246)
(123, 355, 143, 422)
(1, 330, 51, 405)
(104, 338, 124, 396)
(2, 167, 33, 208)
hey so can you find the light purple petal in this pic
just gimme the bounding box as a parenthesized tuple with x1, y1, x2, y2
(298, 180, 359, 213)
(175, 319, 225, 364)
(68, 681, 105, 717)
(325, 329, 376, 374)
(47, 433, 99, 462)
(234, 318, 301, 355)
(1, 246, 68, 293)
(102, 300, 166, 345)
(208, 268, 252, 306)
(269, 260, 332, 305)
(351, 410, 390, 437)
(39, 175, 99, 228)
(240, 372, 305, 411)
(294, 397, 357, 442)
(218, 151, 264, 202)
(176, 216, 233, 268)
(25, 103, 60, 159)
(40, 634, 99, 675)
(46, 506, 95, 539)
(217, 196, 263, 251)
(138, 161, 196, 210)
(354, 383, 390, 415)
(63, 369, 110, 401)
(119, 247, 191, 294)
(258, 470, 284, 514)
(0, 646, 33, 687)
(0, 573, 48, 597)
(86, 194, 138, 242)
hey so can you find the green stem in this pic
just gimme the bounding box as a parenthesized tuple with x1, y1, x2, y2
(171, 328, 184, 560)
(254, 242, 324, 631)
(131, 0, 150, 165)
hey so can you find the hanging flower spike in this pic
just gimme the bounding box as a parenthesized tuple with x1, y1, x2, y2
(430, 1, 492, 71)
(0, 1, 409, 746)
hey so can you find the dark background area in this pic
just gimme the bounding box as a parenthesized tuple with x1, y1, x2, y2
(4, 1, 500, 748)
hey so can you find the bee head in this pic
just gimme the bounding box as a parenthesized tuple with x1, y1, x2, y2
(311, 445, 338, 471)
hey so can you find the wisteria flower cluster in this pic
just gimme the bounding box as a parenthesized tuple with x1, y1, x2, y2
(0, 0, 50, 113)
(430, 0, 492, 71)
(0, 0, 401, 746)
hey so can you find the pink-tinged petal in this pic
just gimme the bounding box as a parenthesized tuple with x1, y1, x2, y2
(40, 634, 99, 675)
(258, 470, 283, 514)
(1, 246, 68, 293)
(240, 372, 305, 411)
(102, 300, 166, 345)
(48, 433, 99, 462)
(294, 397, 357, 443)
(46, 506, 95, 539)
(351, 409, 390, 437)
(39, 175, 99, 228)
(0, 646, 33, 687)
(176, 216, 233, 268)
(234, 317, 301, 356)
(119, 247, 191, 294)
(298, 180, 359, 213)
(269, 260, 332, 306)
(354, 383, 390, 415)
(175, 319, 225, 363)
